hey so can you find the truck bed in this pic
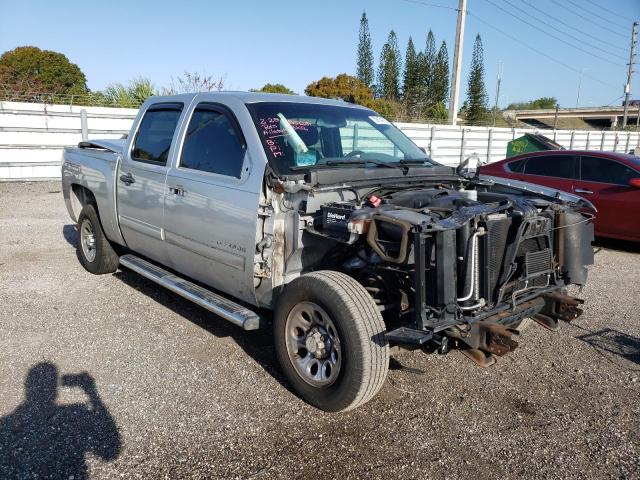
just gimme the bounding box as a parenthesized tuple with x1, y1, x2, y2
(61, 141, 124, 245)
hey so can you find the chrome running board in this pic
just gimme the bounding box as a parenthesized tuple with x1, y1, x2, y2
(119, 254, 261, 330)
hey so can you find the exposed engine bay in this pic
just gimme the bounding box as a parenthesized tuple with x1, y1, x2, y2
(257, 174, 595, 364)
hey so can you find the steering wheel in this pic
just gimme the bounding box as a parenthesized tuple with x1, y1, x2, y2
(345, 150, 366, 158)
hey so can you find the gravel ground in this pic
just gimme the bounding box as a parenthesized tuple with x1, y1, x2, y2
(0, 181, 639, 479)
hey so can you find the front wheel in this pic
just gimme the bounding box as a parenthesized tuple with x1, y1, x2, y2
(274, 271, 389, 412)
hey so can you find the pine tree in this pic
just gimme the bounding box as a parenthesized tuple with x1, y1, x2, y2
(377, 44, 390, 98)
(390, 31, 402, 84)
(415, 51, 427, 118)
(377, 30, 401, 101)
(422, 30, 437, 108)
(466, 34, 489, 124)
(402, 36, 420, 118)
(356, 12, 374, 87)
(431, 41, 450, 109)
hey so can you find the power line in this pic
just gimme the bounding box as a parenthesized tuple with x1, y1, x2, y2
(565, 0, 630, 30)
(550, 0, 627, 39)
(400, 0, 620, 90)
(508, 0, 627, 60)
(518, 0, 628, 54)
(482, 0, 625, 66)
(584, 0, 638, 24)
(466, 11, 619, 90)
(605, 94, 624, 107)
(399, 0, 457, 12)
(565, 0, 627, 30)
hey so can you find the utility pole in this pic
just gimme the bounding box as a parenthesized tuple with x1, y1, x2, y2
(448, 0, 467, 125)
(575, 68, 585, 108)
(493, 62, 503, 126)
(622, 22, 638, 129)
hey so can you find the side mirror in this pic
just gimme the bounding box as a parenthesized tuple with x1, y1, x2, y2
(457, 153, 485, 178)
(629, 178, 640, 189)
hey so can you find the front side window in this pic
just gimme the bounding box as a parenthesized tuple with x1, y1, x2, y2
(246, 102, 432, 175)
(132, 103, 183, 165)
(580, 156, 637, 185)
(180, 104, 245, 178)
(524, 155, 575, 179)
(507, 158, 526, 173)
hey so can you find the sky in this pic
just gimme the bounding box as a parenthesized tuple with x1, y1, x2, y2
(0, 0, 639, 108)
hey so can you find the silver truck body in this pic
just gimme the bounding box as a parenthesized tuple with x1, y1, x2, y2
(63, 92, 596, 411)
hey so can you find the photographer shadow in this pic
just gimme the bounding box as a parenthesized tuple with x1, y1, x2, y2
(0, 362, 121, 479)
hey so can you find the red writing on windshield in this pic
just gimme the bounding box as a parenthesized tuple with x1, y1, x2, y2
(259, 117, 312, 158)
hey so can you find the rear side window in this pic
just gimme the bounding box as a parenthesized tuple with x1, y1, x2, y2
(180, 104, 245, 178)
(507, 158, 526, 172)
(524, 155, 575, 179)
(580, 156, 637, 185)
(132, 103, 183, 165)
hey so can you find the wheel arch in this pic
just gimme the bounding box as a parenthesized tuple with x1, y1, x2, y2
(67, 183, 125, 248)
(69, 184, 98, 222)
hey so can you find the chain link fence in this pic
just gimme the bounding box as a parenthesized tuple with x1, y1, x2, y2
(0, 88, 144, 109)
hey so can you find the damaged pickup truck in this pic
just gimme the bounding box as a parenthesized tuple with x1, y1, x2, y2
(62, 93, 595, 411)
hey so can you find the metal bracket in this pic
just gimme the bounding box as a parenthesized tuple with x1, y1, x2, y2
(386, 327, 433, 346)
(542, 291, 584, 322)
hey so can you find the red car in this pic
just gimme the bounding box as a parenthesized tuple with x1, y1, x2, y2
(480, 150, 640, 242)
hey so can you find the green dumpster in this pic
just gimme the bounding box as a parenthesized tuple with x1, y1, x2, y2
(506, 133, 563, 158)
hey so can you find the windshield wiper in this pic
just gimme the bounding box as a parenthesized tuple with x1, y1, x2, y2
(399, 158, 431, 165)
(325, 159, 407, 172)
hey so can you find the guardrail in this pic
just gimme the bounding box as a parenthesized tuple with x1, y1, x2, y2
(1, 101, 638, 180)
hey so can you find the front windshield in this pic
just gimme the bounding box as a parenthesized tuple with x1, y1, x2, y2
(246, 101, 433, 175)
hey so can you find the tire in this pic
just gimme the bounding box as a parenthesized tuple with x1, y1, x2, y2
(274, 271, 389, 412)
(77, 204, 119, 274)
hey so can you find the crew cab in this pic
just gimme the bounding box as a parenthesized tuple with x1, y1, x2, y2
(62, 93, 595, 411)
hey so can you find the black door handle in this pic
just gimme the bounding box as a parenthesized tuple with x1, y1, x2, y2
(119, 173, 135, 185)
(169, 184, 186, 196)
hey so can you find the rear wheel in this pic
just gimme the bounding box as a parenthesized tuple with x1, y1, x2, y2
(274, 271, 389, 412)
(77, 204, 119, 274)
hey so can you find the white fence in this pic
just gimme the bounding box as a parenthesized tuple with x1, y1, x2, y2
(1, 100, 639, 180)
(397, 122, 640, 167)
(0, 101, 136, 180)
